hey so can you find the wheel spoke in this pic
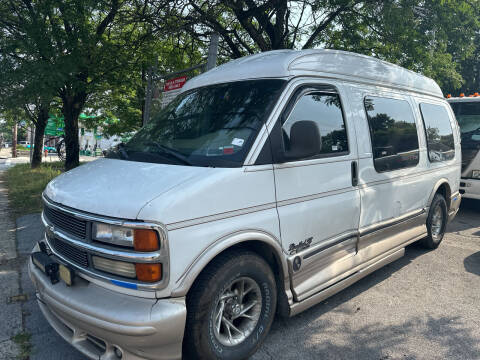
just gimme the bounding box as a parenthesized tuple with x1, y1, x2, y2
(237, 312, 254, 320)
(239, 300, 258, 316)
(223, 317, 244, 336)
(222, 317, 233, 343)
(220, 291, 236, 301)
(242, 284, 253, 298)
(215, 301, 224, 333)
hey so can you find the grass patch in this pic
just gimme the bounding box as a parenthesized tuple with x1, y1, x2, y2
(4, 162, 65, 216)
(12, 332, 32, 360)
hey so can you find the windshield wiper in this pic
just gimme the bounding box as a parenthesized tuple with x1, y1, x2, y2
(145, 142, 193, 166)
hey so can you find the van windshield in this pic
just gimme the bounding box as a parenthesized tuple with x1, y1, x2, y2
(108, 79, 285, 167)
(450, 101, 480, 148)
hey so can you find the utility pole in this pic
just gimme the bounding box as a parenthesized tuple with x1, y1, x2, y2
(143, 33, 220, 123)
(12, 121, 17, 158)
(29, 125, 34, 163)
(143, 66, 154, 126)
(206, 32, 220, 71)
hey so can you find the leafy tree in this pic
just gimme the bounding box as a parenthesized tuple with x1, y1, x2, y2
(0, 13, 56, 167)
(323, 0, 480, 93)
(155, 0, 369, 58)
(0, 0, 163, 169)
(162, 0, 480, 95)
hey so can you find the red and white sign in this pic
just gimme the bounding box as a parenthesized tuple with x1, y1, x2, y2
(164, 76, 187, 91)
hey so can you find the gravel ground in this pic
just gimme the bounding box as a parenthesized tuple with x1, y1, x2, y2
(8, 199, 480, 360)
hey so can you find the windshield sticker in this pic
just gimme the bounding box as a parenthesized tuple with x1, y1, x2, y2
(231, 138, 245, 147)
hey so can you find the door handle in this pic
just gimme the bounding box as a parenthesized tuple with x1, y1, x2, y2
(351, 161, 358, 187)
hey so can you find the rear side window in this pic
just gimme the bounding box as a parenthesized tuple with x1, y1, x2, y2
(364, 96, 419, 172)
(419, 103, 455, 162)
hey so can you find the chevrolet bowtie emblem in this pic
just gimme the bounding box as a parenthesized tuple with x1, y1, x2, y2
(45, 225, 55, 238)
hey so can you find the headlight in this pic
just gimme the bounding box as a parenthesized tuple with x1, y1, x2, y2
(93, 223, 133, 247)
(472, 170, 480, 179)
(93, 223, 160, 251)
(92, 223, 162, 282)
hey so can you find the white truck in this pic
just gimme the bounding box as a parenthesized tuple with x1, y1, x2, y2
(448, 95, 480, 200)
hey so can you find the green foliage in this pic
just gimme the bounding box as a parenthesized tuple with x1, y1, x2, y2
(322, 0, 479, 94)
(2, 0, 480, 145)
(11, 332, 32, 359)
(5, 162, 65, 216)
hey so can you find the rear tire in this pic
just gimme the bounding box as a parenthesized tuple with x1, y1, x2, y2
(420, 193, 447, 249)
(183, 250, 277, 360)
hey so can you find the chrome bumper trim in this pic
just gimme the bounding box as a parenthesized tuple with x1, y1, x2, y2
(30, 258, 186, 360)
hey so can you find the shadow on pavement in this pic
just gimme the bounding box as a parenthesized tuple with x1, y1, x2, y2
(446, 199, 480, 233)
(257, 241, 480, 360)
(464, 251, 480, 276)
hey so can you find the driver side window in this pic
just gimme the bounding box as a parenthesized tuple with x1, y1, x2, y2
(281, 91, 349, 162)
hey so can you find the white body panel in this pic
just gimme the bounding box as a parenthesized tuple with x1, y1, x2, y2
(44, 158, 211, 219)
(460, 178, 480, 200)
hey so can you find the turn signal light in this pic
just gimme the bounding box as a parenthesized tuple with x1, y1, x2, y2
(135, 263, 162, 282)
(460, 93, 465, 97)
(134, 229, 159, 251)
(446, 94, 451, 98)
(474, 92, 479, 97)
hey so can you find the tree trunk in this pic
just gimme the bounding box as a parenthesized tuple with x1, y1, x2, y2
(12, 122, 17, 158)
(31, 106, 49, 168)
(62, 92, 86, 170)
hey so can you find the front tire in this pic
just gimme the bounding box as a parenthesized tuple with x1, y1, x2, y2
(420, 193, 447, 249)
(183, 250, 277, 360)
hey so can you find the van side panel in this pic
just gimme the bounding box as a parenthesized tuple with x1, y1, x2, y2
(346, 84, 444, 262)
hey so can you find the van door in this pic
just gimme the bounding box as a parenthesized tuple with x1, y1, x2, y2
(350, 89, 429, 261)
(270, 82, 361, 302)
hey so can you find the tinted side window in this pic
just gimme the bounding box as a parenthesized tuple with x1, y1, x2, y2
(420, 103, 455, 162)
(364, 96, 419, 172)
(281, 92, 348, 161)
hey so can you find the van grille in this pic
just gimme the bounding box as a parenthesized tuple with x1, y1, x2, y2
(44, 205, 87, 239)
(50, 237, 89, 267)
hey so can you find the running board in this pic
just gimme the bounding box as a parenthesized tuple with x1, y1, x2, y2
(289, 248, 405, 317)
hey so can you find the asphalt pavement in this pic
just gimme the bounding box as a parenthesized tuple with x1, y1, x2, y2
(4, 199, 480, 360)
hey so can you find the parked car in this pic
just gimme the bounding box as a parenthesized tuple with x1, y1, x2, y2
(29, 50, 461, 360)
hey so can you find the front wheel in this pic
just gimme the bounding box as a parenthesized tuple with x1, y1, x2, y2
(420, 193, 447, 249)
(183, 251, 277, 360)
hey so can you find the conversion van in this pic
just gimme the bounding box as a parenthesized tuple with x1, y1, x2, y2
(29, 50, 461, 360)
(448, 95, 480, 200)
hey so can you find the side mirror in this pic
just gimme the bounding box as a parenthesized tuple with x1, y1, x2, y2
(284, 120, 322, 160)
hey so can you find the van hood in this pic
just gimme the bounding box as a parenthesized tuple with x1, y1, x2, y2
(44, 158, 209, 219)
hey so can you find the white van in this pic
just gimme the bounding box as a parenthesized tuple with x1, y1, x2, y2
(29, 50, 461, 360)
(447, 95, 480, 200)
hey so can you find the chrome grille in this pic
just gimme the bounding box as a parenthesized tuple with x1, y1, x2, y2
(44, 205, 87, 239)
(50, 237, 89, 267)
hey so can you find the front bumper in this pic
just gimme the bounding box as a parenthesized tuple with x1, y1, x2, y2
(460, 178, 480, 200)
(29, 256, 186, 360)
